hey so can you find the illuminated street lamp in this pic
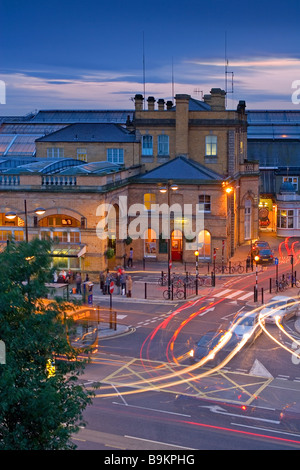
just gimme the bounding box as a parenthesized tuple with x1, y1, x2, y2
(5, 200, 45, 242)
(194, 250, 199, 277)
(159, 182, 179, 292)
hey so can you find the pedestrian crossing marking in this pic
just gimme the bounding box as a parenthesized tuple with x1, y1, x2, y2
(213, 288, 253, 301)
(226, 290, 244, 298)
(238, 291, 254, 300)
(214, 289, 232, 297)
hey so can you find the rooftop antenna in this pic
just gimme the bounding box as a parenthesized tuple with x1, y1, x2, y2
(143, 32, 146, 109)
(172, 57, 175, 100)
(225, 32, 234, 107)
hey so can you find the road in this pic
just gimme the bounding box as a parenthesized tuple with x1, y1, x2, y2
(72, 265, 300, 451)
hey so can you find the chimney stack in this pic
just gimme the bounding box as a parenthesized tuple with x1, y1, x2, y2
(147, 96, 155, 111)
(204, 88, 226, 111)
(134, 94, 144, 111)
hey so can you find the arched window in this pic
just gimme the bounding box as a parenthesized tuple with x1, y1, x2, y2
(197, 230, 211, 259)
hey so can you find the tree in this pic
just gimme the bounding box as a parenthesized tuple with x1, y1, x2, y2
(0, 238, 93, 450)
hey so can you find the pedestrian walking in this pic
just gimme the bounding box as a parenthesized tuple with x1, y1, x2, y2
(116, 272, 121, 294)
(75, 272, 82, 294)
(104, 270, 110, 295)
(99, 271, 105, 292)
(120, 271, 126, 295)
(126, 275, 132, 297)
(127, 247, 133, 268)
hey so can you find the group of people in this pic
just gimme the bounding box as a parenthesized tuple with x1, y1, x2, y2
(52, 248, 134, 297)
(99, 268, 132, 297)
(53, 269, 72, 284)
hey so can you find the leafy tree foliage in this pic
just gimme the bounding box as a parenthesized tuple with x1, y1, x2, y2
(0, 239, 93, 450)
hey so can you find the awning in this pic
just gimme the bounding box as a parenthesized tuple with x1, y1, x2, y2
(51, 244, 86, 258)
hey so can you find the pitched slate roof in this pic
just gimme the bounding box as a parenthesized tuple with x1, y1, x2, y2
(36, 123, 137, 143)
(31, 110, 134, 124)
(171, 97, 211, 111)
(135, 156, 222, 183)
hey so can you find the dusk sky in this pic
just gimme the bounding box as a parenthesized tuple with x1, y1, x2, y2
(1, 0, 300, 115)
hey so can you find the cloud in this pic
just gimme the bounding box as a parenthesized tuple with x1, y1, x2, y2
(1, 55, 299, 114)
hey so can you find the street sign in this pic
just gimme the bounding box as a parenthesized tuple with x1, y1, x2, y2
(109, 281, 114, 294)
(169, 260, 172, 270)
(275, 257, 278, 265)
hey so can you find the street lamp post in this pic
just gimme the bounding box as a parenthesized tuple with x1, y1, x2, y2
(254, 255, 259, 302)
(159, 182, 178, 292)
(5, 200, 45, 242)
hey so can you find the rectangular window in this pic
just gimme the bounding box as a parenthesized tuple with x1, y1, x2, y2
(278, 209, 294, 228)
(198, 195, 211, 212)
(77, 148, 87, 161)
(69, 232, 80, 243)
(142, 135, 153, 155)
(107, 148, 124, 164)
(53, 231, 68, 243)
(205, 135, 217, 156)
(158, 135, 169, 155)
(283, 176, 298, 191)
(14, 230, 24, 241)
(0, 230, 12, 241)
(144, 193, 156, 211)
(47, 147, 64, 158)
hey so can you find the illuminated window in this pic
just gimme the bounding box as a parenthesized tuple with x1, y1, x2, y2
(0, 230, 24, 241)
(283, 176, 298, 191)
(197, 230, 211, 259)
(144, 193, 156, 211)
(144, 228, 156, 257)
(53, 231, 68, 243)
(205, 135, 217, 156)
(277, 209, 294, 229)
(39, 215, 80, 227)
(77, 148, 87, 161)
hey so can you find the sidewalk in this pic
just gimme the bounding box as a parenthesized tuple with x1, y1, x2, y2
(67, 230, 300, 307)
(69, 232, 300, 340)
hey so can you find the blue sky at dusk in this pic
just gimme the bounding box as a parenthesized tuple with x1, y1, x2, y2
(1, 0, 300, 114)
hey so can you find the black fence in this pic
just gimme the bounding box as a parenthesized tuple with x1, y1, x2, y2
(142, 271, 216, 301)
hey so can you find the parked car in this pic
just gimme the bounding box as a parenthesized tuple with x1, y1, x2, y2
(251, 247, 274, 265)
(259, 295, 299, 324)
(230, 311, 262, 345)
(189, 330, 239, 366)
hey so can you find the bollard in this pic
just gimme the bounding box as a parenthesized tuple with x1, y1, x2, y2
(261, 287, 264, 304)
(144, 282, 147, 299)
(269, 278, 272, 293)
(254, 285, 258, 302)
